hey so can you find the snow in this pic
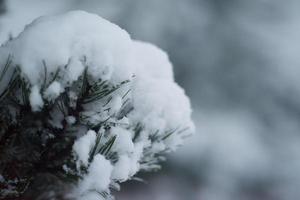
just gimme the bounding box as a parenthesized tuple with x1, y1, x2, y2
(152, 142, 166, 153)
(79, 192, 105, 200)
(112, 155, 132, 181)
(111, 127, 134, 154)
(108, 95, 122, 116)
(78, 154, 113, 196)
(111, 142, 145, 181)
(73, 130, 96, 168)
(0, 10, 194, 199)
(44, 81, 64, 101)
(111, 141, 146, 182)
(0, 10, 135, 105)
(65, 58, 85, 84)
(133, 41, 174, 81)
(129, 141, 145, 175)
(0, 0, 74, 45)
(130, 73, 194, 138)
(29, 85, 44, 111)
(130, 41, 194, 139)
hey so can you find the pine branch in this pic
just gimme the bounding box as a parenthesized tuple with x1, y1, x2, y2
(0, 61, 132, 199)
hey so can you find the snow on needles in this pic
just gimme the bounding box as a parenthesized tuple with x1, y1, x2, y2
(73, 130, 96, 168)
(0, 11, 194, 199)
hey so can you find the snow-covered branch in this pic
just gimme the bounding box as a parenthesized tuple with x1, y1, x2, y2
(0, 11, 194, 200)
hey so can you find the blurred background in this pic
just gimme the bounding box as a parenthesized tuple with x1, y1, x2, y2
(1, 0, 300, 199)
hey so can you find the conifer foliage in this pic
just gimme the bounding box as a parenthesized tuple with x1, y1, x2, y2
(0, 11, 194, 200)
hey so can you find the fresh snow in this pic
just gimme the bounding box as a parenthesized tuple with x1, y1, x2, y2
(111, 127, 135, 154)
(0, 10, 134, 88)
(77, 154, 113, 196)
(44, 81, 64, 101)
(0, 10, 194, 199)
(111, 155, 132, 181)
(108, 95, 122, 116)
(29, 85, 44, 111)
(73, 130, 96, 168)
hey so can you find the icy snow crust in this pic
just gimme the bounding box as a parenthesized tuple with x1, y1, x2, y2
(0, 11, 194, 199)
